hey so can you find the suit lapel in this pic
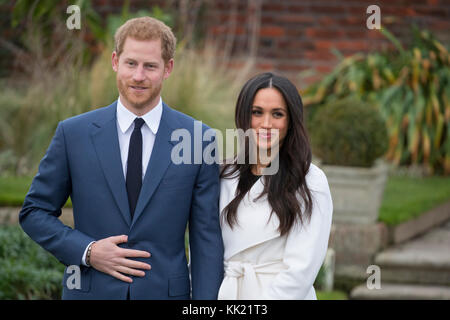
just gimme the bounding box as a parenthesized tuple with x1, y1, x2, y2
(90, 102, 132, 226)
(131, 104, 177, 228)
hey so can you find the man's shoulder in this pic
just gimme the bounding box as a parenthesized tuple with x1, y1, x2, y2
(61, 102, 116, 128)
(163, 103, 212, 132)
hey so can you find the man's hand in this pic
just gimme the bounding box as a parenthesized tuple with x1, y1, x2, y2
(89, 235, 151, 283)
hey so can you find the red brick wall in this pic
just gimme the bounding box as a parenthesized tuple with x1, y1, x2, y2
(1, 0, 449, 86)
(205, 0, 450, 86)
(91, 0, 167, 15)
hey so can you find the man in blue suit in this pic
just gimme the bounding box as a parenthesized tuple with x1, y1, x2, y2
(19, 17, 224, 299)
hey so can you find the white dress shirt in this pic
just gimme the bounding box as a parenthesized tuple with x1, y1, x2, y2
(81, 97, 163, 266)
(116, 96, 162, 180)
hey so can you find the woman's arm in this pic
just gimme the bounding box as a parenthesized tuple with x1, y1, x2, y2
(264, 167, 333, 299)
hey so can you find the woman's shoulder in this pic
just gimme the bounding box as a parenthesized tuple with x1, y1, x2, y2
(305, 163, 330, 193)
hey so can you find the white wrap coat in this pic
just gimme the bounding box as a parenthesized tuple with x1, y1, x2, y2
(218, 164, 333, 300)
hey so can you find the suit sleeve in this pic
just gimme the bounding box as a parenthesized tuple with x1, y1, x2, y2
(264, 169, 333, 299)
(188, 131, 224, 299)
(19, 122, 95, 267)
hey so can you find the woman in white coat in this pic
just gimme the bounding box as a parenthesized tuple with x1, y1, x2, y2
(218, 73, 333, 300)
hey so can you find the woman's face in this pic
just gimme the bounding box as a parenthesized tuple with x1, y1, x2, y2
(250, 87, 290, 152)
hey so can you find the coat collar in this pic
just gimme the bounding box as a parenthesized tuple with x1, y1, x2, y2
(116, 97, 163, 135)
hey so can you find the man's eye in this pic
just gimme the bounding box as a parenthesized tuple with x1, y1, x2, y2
(127, 61, 135, 66)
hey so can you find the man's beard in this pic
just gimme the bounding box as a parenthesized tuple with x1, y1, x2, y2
(117, 78, 162, 110)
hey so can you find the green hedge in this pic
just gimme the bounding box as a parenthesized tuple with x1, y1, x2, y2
(310, 98, 388, 167)
(0, 225, 63, 299)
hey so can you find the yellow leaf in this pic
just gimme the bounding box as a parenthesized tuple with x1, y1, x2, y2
(422, 130, 431, 164)
(314, 86, 326, 103)
(373, 69, 381, 90)
(433, 40, 449, 57)
(434, 114, 444, 148)
(413, 47, 421, 61)
(431, 94, 441, 122)
(426, 100, 433, 126)
(410, 129, 420, 162)
(383, 68, 395, 83)
(402, 114, 409, 130)
(421, 59, 430, 83)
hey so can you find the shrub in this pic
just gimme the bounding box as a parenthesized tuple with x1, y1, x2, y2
(0, 225, 64, 299)
(310, 98, 388, 167)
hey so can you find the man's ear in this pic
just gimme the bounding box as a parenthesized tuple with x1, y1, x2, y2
(163, 58, 174, 79)
(112, 51, 119, 72)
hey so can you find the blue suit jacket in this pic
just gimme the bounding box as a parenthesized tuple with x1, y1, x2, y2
(19, 101, 224, 299)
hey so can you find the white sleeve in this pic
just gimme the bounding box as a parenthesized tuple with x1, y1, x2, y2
(81, 241, 96, 267)
(264, 168, 333, 299)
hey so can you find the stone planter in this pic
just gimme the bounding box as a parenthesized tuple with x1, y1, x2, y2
(321, 160, 388, 224)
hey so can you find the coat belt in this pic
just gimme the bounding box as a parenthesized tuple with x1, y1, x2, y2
(218, 260, 286, 299)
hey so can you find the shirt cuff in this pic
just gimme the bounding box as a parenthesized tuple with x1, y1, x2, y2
(81, 241, 96, 266)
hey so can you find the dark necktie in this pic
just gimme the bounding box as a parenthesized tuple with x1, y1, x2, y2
(126, 117, 145, 219)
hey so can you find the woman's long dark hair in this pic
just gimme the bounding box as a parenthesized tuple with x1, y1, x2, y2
(221, 72, 313, 236)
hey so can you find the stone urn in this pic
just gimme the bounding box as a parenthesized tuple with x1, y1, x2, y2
(321, 159, 388, 224)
